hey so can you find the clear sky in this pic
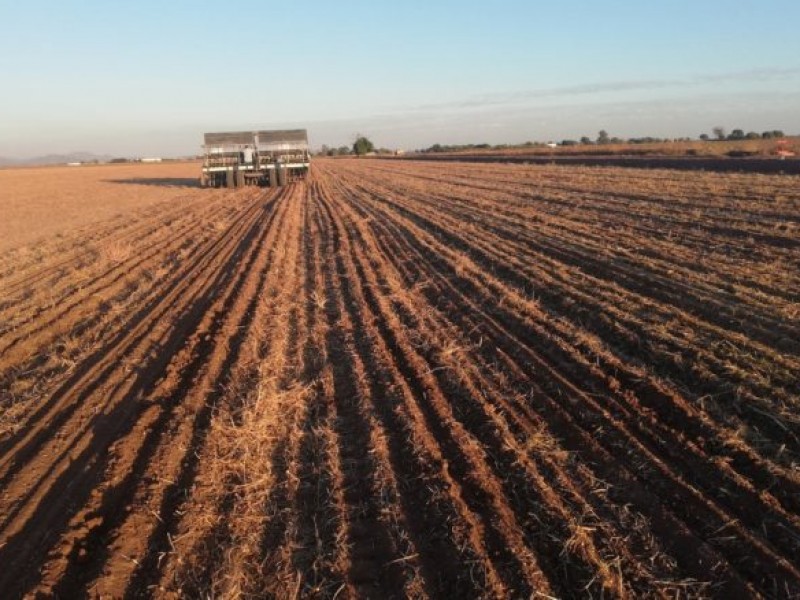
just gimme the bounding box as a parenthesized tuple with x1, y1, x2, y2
(1, 0, 798, 157)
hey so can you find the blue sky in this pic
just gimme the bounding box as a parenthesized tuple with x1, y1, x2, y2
(1, 0, 798, 156)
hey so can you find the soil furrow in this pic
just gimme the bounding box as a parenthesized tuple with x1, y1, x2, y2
(3, 159, 798, 598)
(0, 189, 278, 597)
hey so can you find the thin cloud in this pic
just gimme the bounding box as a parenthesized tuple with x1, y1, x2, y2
(411, 66, 800, 112)
(418, 80, 676, 110)
(696, 66, 800, 84)
(301, 88, 800, 149)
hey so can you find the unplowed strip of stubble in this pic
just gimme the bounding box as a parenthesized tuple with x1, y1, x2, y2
(85, 187, 296, 597)
(142, 184, 305, 598)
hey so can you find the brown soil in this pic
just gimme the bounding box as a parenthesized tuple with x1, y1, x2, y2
(0, 158, 798, 598)
(0, 161, 200, 252)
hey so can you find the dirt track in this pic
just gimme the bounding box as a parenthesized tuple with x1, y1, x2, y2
(1, 159, 799, 598)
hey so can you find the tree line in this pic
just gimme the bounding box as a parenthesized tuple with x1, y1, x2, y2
(317, 135, 390, 157)
(420, 128, 789, 152)
(314, 128, 790, 156)
(703, 127, 785, 141)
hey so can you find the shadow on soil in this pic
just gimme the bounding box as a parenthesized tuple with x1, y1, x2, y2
(399, 155, 800, 175)
(104, 178, 201, 188)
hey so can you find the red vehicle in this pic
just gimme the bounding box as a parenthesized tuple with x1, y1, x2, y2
(774, 139, 796, 159)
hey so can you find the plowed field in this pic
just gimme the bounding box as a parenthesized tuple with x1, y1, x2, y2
(1, 159, 799, 598)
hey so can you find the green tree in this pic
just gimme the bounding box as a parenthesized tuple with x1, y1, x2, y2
(580, 136, 593, 145)
(712, 126, 726, 141)
(728, 129, 745, 140)
(699, 134, 710, 141)
(353, 134, 375, 156)
(597, 130, 611, 144)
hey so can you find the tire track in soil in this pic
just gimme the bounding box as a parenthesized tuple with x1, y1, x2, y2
(251, 188, 327, 598)
(274, 190, 342, 597)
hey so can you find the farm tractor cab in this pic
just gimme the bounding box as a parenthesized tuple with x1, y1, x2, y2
(200, 129, 310, 188)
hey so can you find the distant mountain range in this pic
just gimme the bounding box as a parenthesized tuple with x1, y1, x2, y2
(0, 152, 115, 167)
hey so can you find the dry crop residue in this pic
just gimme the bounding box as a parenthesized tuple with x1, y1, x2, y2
(0, 159, 798, 598)
(0, 162, 202, 252)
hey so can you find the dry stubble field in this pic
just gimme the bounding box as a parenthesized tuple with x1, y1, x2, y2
(0, 159, 799, 599)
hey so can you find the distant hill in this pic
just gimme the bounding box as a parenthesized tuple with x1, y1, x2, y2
(0, 152, 115, 167)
